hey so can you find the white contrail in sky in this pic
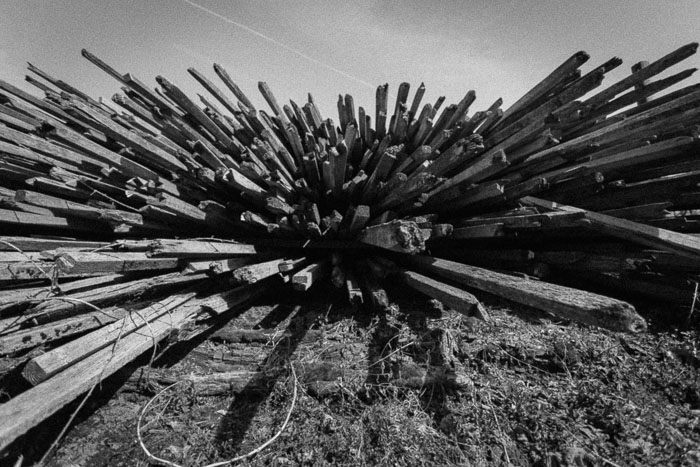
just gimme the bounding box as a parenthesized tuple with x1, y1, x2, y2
(180, 0, 377, 90)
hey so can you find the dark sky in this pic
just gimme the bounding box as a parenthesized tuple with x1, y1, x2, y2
(1, 0, 698, 117)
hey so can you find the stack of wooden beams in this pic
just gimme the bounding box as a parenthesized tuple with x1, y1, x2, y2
(1, 42, 699, 451)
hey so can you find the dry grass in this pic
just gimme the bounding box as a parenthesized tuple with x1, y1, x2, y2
(12, 285, 696, 466)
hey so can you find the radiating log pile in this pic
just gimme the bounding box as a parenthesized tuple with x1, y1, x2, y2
(1, 42, 700, 452)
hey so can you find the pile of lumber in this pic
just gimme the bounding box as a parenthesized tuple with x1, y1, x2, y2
(1, 42, 700, 452)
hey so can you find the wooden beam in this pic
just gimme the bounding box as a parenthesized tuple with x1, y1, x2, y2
(0, 282, 267, 450)
(522, 196, 700, 260)
(291, 260, 330, 291)
(231, 258, 288, 284)
(22, 287, 202, 384)
(404, 255, 646, 333)
(65, 100, 188, 173)
(209, 257, 257, 274)
(583, 42, 697, 110)
(278, 257, 308, 273)
(495, 51, 589, 128)
(146, 239, 259, 258)
(358, 220, 427, 254)
(1, 272, 206, 337)
(0, 236, 110, 252)
(0, 274, 125, 313)
(397, 269, 488, 320)
(54, 251, 179, 275)
(0, 306, 128, 356)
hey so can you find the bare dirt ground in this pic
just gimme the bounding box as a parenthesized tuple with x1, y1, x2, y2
(4, 282, 700, 466)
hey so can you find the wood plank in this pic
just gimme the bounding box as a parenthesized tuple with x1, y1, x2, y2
(432, 183, 505, 214)
(358, 220, 427, 254)
(221, 167, 269, 204)
(15, 190, 138, 223)
(495, 51, 589, 128)
(22, 287, 202, 384)
(291, 260, 330, 291)
(0, 282, 267, 451)
(390, 82, 410, 135)
(65, 100, 188, 173)
(522, 196, 700, 260)
(0, 123, 106, 172)
(0, 273, 125, 312)
(156, 75, 241, 155)
(0, 306, 128, 356)
(44, 124, 161, 181)
(231, 258, 288, 284)
(346, 205, 371, 237)
(397, 269, 487, 320)
(0, 236, 110, 252)
(601, 203, 673, 220)
(450, 223, 505, 239)
(405, 255, 646, 333)
(5, 272, 206, 334)
(345, 268, 363, 304)
(0, 79, 75, 123)
(209, 257, 256, 274)
(0, 257, 87, 282)
(583, 42, 698, 110)
(213, 63, 256, 111)
(523, 89, 700, 167)
(567, 136, 699, 179)
(589, 67, 696, 119)
(278, 257, 308, 273)
(425, 150, 508, 204)
(188, 67, 241, 117)
(375, 84, 388, 139)
(54, 251, 180, 275)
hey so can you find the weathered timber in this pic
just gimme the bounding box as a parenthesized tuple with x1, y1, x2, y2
(231, 258, 289, 284)
(291, 260, 330, 291)
(494, 51, 589, 129)
(2, 43, 700, 454)
(345, 267, 363, 304)
(582, 42, 698, 111)
(396, 269, 488, 320)
(209, 256, 259, 275)
(212, 63, 256, 111)
(0, 282, 267, 451)
(21, 287, 204, 385)
(65, 100, 188, 173)
(522, 196, 700, 260)
(358, 220, 427, 254)
(0, 236, 110, 252)
(147, 239, 259, 257)
(2, 272, 206, 336)
(404, 255, 646, 333)
(0, 305, 128, 356)
(53, 251, 180, 275)
(278, 257, 308, 273)
(0, 273, 126, 313)
(425, 150, 508, 205)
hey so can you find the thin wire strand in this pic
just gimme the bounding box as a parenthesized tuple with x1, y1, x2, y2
(137, 363, 298, 467)
(0, 239, 53, 283)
